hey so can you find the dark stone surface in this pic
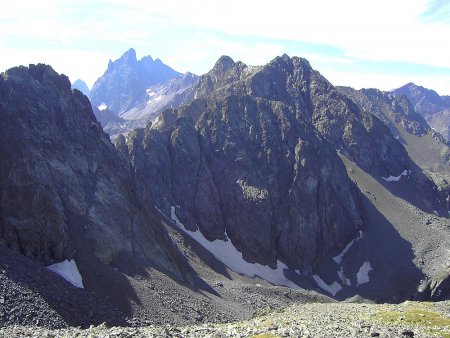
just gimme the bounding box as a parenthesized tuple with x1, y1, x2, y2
(127, 55, 369, 270)
(0, 63, 185, 279)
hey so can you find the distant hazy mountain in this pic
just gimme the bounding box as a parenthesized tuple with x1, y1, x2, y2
(121, 71, 198, 121)
(427, 109, 450, 140)
(71, 79, 90, 97)
(91, 105, 125, 129)
(392, 83, 450, 140)
(90, 48, 181, 115)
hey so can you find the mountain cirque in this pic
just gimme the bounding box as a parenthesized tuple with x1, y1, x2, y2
(126, 54, 448, 272)
(0, 53, 449, 334)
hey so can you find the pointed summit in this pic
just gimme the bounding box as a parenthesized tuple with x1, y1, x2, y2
(90, 49, 181, 115)
(71, 79, 90, 97)
(117, 48, 137, 65)
(212, 55, 235, 75)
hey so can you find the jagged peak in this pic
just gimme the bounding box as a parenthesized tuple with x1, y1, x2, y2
(267, 54, 312, 72)
(395, 82, 421, 92)
(212, 55, 235, 74)
(122, 48, 137, 60)
(268, 54, 291, 66)
(181, 71, 198, 81)
(107, 48, 138, 69)
(394, 82, 442, 100)
(140, 55, 154, 63)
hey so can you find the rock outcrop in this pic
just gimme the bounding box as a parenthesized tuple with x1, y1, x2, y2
(125, 55, 374, 270)
(0, 64, 184, 280)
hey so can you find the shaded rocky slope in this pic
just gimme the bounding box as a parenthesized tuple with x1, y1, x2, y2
(1, 56, 448, 332)
(0, 64, 193, 325)
(90, 48, 181, 115)
(123, 55, 448, 302)
(337, 87, 449, 213)
(126, 55, 367, 271)
(0, 63, 337, 329)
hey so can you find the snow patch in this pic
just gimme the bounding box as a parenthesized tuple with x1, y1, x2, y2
(170, 206, 300, 289)
(98, 103, 107, 111)
(356, 261, 373, 286)
(338, 267, 351, 286)
(312, 275, 342, 296)
(147, 95, 163, 104)
(47, 259, 84, 288)
(382, 169, 410, 182)
(332, 230, 363, 264)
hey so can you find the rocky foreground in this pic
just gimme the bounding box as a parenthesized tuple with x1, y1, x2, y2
(1, 301, 449, 337)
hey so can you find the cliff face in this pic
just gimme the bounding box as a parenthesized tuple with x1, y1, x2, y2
(0, 64, 183, 280)
(125, 55, 374, 269)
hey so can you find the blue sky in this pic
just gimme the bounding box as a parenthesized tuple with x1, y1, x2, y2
(1, 0, 449, 95)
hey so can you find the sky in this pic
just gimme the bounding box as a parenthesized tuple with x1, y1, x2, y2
(1, 0, 449, 95)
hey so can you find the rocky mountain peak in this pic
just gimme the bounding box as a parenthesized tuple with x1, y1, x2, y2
(71, 79, 90, 97)
(133, 55, 375, 270)
(3, 64, 71, 93)
(393, 82, 444, 112)
(140, 55, 154, 63)
(212, 55, 235, 75)
(116, 48, 138, 66)
(90, 49, 181, 115)
(392, 82, 450, 140)
(0, 63, 185, 279)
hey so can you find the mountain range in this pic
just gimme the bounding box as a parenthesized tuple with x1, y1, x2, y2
(0, 50, 449, 330)
(393, 83, 450, 141)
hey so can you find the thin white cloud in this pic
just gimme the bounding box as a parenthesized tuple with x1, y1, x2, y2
(0, 0, 449, 93)
(421, 0, 450, 23)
